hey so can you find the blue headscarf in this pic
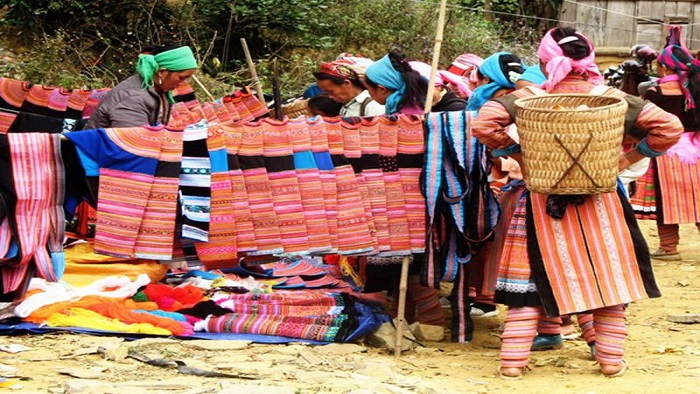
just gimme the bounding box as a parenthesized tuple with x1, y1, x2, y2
(519, 64, 546, 85)
(467, 52, 519, 111)
(365, 54, 406, 115)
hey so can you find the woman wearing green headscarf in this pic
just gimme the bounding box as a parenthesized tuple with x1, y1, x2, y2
(85, 43, 198, 129)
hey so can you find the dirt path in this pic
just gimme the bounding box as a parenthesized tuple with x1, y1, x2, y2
(1, 222, 699, 394)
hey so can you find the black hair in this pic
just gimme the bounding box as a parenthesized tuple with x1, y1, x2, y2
(476, 53, 525, 82)
(312, 71, 365, 90)
(307, 93, 343, 117)
(142, 41, 181, 56)
(550, 27, 591, 61)
(364, 49, 427, 113)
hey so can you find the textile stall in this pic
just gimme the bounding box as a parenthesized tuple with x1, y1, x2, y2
(0, 77, 496, 349)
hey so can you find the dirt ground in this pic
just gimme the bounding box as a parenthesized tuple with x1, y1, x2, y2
(1, 221, 699, 394)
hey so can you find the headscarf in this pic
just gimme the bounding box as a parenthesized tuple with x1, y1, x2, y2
(317, 57, 372, 81)
(536, 29, 603, 91)
(518, 64, 547, 86)
(409, 61, 471, 97)
(657, 44, 700, 109)
(365, 54, 406, 115)
(466, 52, 519, 111)
(448, 54, 483, 88)
(136, 46, 198, 90)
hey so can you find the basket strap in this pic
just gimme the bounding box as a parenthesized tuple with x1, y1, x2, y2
(492, 86, 546, 120)
(359, 96, 373, 117)
(622, 94, 648, 140)
(552, 132, 601, 188)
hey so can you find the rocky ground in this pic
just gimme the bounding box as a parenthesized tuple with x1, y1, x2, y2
(1, 222, 699, 394)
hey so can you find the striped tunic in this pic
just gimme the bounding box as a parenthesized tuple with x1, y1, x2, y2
(471, 75, 683, 316)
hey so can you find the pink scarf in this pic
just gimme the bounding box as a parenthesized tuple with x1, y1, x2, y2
(537, 29, 604, 91)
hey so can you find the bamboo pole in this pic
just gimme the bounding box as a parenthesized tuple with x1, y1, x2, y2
(423, 0, 449, 114)
(272, 58, 282, 120)
(240, 38, 267, 105)
(394, 255, 411, 357)
(191, 74, 216, 102)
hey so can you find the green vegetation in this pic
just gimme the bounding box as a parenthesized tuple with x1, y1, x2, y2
(0, 0, 556, 99)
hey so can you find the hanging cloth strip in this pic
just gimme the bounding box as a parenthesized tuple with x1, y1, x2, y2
(238, 120, 284, 255)
(133, 127, 183, 260)
(309, 116, 339, 252)
(262, 117, 311, 254)
(289, 117, 332, 253)
(221, 123, 256, 252)
(397, 114, 427, 253)
(378, 115, 411, 256)
(193, 123, 238, 267)
(422, 111, 499, 285)
(358, 116, 390, 251)
(0, 78, 31, 111)
(179, 120, 212, 243)
(2, 133, 64, 292)
(327, 117, 376, 255)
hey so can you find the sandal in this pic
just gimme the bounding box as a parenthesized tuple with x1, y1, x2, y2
(601, 360, 628, 378)
(650, 248, 682, 261)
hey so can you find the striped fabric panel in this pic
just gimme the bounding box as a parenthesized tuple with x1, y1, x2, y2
(211, 101, 232, 124)
(354, 169, 379, 250)
(222, 123, 256, 252)
(263, 120, 310, 254)
(82, 88, 110, 119)
(134, 128, 179, 260)
(204, 313, 345, 342)
(309, 118, 338, 250)
(629, 162, 657, 220)
(6, 133, 56, 290)
(341, 120, 362, 158)
(24, 84, 53, 108)
(238, 87, 269, 118)
(46, 134, 65, 279)
(530, 192, 648, 315)
(289, 118, 331, 253)
(180, 122, 211, 242)
(378, 116, 399, 156)
(494, 190, 535, 296)
(222, 96, 243, 122)
(363, 169, 390, 251)
(239, 123, 283, 254)
(228, 94, 253, 122)
(334, 164, 376, 254)
(382, 170, 411, 254)
(359, 117, 380, 154)
(308, 117, 330, 152)
(195, 126, 237, 265)
(199, 102, 220, 123)
(398, 117, 426, 253)
(655, 152, 700, 224)
(397, 115, 425, 155)
(326, 117, 344, 155)
(95, 168, 154, 258)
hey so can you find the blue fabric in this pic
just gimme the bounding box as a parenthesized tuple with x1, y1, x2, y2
(520, 65, 546, 85)
(293, 151, 316, 170)
(467, 52, 518, 111)
(492, 144, 522, 158)
(303, 83, 323, 99)
(50, 251, 65, 280)
(313, 151, 334, 171)
(209, 149, 228, 173)
(635, 139, 666, 157)
(66, 129, 159, 176)
(4, 240, 19, 259)
(365, 54, 405, 115)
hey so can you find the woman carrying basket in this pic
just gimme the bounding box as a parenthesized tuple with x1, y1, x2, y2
(471, 27, 683, 379)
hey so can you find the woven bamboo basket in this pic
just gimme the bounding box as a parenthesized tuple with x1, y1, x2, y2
(513, 94, 628, 194)
(280, 99, 309, 119)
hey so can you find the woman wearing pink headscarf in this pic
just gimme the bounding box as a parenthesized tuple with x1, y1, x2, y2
(471, 27, 683, 379)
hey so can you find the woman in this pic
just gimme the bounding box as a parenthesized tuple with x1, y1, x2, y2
(471, 27, 683, 378)
(85, 43, 198, 129)
(642, 45, 700, 260)
(364, 50, 427, 115)
(408, 61, 468, 112)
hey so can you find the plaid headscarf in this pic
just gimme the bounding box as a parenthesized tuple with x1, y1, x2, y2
(657, 44, 700, 109)
(316, 58, 370, 80)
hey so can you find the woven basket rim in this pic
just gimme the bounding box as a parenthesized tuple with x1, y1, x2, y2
(514, 94, 626, 115)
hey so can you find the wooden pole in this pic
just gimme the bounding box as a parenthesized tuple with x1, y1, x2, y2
(423, 0, 449, 114)
(240, 38, 267, 105)
(394, 255, 411, 357)
(221, 8, 234, 72)
(272, 58, 282, 120)
(191, 74, 216, 102)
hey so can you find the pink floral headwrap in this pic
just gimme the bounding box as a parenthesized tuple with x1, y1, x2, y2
(537, 29, 604, 91)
